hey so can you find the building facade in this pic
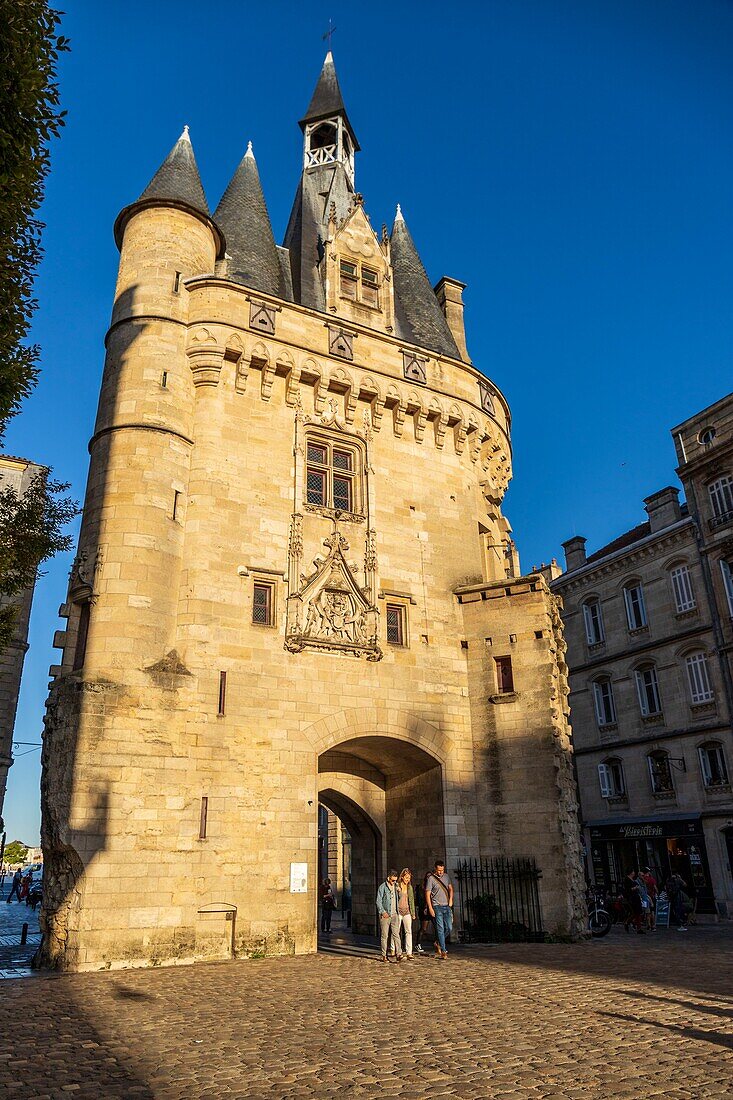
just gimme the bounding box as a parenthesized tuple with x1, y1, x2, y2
(40, 54, 585, 971)
(0, 455, 44, 834)
(553, 393, 733, 917)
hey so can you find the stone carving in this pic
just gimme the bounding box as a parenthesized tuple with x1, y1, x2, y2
(478, 379, 495, 416)
(249, 300, 276, 335)
(402, 351, 427, 385)
(328, 326, 354, 361)
(285, 522, 381, 660)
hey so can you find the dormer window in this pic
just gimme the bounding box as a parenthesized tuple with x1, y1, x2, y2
(338, 259, 379, 309)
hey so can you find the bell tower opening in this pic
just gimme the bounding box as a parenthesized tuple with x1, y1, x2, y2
(303, 116, 355, 184)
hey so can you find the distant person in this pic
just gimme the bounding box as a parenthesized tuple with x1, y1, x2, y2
(319, 878, 336, 934)
(413, 873, 431, 954)
(641, 867, 658, 931)
(425, 859, 454, 958)
(666, 873, 689, 931)
(395, 868, 417, 959)
(19, 872, 32, 902)
(6, 869, 22, 903)
(622, 870, 644, 934)
(376, 869, 402, 962)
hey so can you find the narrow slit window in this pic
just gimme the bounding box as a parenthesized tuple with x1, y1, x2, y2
(386, 604, 406, 646)
(199, 796, 208, 839)
(173, 271, 181, 294)
(218, 671, 227, 716)
(73, 601, 91, 671)
(495, 656, 514, 694)
(161, 371, 168, 389)
(172, 490, 181, 521)
(252, 581, 274, 626)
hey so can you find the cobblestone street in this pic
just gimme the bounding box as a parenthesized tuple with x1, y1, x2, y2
(0, 928, 731, 1098)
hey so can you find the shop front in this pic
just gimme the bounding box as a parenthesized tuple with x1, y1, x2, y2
(587, 815, 715, 914)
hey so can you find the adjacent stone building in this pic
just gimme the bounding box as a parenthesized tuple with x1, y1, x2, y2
(0, 455, 44, 834)
(552, 393, 733, 916)
(40, 53, 585, 970)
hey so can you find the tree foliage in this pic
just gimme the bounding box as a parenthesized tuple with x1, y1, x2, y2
(3, 840, 28, 865)
(0, 0, 69, 434)
(0, 4, 76, 653)
(0, 472, 76, 648)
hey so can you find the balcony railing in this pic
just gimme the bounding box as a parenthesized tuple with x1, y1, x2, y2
(709, 509, 733, 532)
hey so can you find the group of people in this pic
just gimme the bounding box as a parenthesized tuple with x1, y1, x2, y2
(376, 862, 454, 961)
(319, 860, 454, 961)
(4, 867, 36, 904)
(619, 867, 694, 933)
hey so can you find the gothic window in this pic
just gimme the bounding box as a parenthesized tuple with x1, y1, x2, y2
(708, 475, 733, 521)
(698, 742, 729, 788)
(340, 260, 358, 300)
(635, 664, 662, 717)
(592, 678, 616, 727)
(598, 758, 626, 799)
(252, 581, 275, 627)
(72, 601, 91, 671)
(669, 564, 695, 613)
(583, 599, 605, 646)
(647, 751, 674, 795)
(685, 651, 714, 704)
(623, 582, 647, 631)
(305, 436, 361, 515)
(337, 259, 379, 309)
(361, 266, 379, 307)
(386, 603, 406, 646)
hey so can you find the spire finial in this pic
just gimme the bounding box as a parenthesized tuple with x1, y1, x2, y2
(245, 140, 254, 158)
(395, 202, 403, 221)
(322, 18, 337, 52)
(181, 124, 190, 141)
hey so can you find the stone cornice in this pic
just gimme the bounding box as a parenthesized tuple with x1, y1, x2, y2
(564, 621, 715, 675)
(572, 721, 730, 755)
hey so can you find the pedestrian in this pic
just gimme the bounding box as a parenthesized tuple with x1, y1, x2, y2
(6, 869, 22, 903)
(425, 859, 454, 959)
(376, 869, 402, 962)
(413, 873, 431, 954)
(395, 868, 417, 960)
(666, 872, 688, 931)
(319, 878, 335, 934)
(641, 866, 658, 931)
(622, 869, 645, 934)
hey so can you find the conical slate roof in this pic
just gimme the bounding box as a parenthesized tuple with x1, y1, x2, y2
(139, 126, 209, 215)
(299, 52, 359, 149)
(214, 143, 290, 299)
(390, 207, 460, 359)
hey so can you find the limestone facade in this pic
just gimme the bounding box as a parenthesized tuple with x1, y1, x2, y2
(0, 455, 44, 833)
(40, 55, 585, 970)
(552, 393, 733, 916)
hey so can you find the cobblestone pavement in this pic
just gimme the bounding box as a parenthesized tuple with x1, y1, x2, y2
(0, 927, 731, 1099)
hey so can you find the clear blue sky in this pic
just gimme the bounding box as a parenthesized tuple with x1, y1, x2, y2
(3, 0, 733, 844)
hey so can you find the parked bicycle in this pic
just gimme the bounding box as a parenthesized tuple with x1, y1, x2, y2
(587, 890, 611, 937)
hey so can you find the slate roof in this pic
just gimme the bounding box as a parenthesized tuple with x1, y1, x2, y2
(299, 52, 360, 149)
(214, 144, 292, 300)
(283, 161, 354, 311)
(139, 127, 209, 215)
(584, 522, 651, 566)
(390, 208, 460, 359)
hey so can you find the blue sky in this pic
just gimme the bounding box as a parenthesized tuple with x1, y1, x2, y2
(3, 0, 733, 844)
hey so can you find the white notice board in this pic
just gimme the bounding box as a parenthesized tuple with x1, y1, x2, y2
(290, 862, 308, 893)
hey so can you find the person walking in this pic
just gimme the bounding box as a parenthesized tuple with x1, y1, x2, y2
(425, 859, 454, 959)
(413, 873, 431, 954)
(319, 878, 336, 934)
(6, 869, 22, 903)
(641, 867, 658, 931)
(376, 869, 402, 962)
(395, 868, 417, 959)
(666, 872, 688, 931)
(622, 869, 645, 933)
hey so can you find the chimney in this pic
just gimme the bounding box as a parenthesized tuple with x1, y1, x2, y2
(434, 277, 470, 362)
(643, 486, 681, 534)
(562, 536, 587, 572)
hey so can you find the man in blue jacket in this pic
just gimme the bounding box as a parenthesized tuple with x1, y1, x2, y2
(376, 869, 401, 962)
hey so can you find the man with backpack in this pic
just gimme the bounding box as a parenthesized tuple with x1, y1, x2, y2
(425, 859, 454, 959)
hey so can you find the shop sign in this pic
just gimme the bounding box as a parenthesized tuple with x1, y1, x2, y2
(588, 818, 701, 841)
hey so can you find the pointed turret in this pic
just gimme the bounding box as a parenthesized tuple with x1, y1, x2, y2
(215, 143, 291, 299)
(285, 53, 358, 310)
(114, 127, 224, 256)
(390, 207, 460, 359)
(299, 51, 360, 151)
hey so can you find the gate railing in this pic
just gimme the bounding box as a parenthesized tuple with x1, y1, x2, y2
(455, 857, 545, 942)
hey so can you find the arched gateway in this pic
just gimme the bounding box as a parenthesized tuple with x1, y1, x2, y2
(39, 52, 586, 972)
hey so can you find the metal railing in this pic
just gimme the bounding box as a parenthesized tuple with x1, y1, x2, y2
(455, 856, 545, 942)
(709, 509, 733, 531)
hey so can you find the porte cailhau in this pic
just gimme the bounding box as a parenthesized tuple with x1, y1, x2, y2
(40, 53, 586, 970)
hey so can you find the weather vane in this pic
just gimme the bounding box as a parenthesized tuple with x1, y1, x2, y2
(322, 19, 337, 49)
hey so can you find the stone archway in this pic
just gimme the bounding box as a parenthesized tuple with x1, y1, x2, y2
(318, 734, 445, 935)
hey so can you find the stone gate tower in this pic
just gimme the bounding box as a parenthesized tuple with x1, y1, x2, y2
(41, 54, 585, 970)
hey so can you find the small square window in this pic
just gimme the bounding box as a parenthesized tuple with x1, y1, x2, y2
(386, 604, 406, 646)
(252, 582, 275, 627)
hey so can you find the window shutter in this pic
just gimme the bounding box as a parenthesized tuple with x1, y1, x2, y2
(671, 566, 695, 612)
(583, 603, 593, 644)
(598, 763, 612, 798)
(686, 652, 712, 704)
(721, 560, 733, 617)
(698, 746, 712, 786)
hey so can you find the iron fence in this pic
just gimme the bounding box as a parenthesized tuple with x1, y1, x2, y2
(455, 856, 544, 942)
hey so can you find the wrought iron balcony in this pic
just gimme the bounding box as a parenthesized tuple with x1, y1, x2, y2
(709, 509, 733, 531)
